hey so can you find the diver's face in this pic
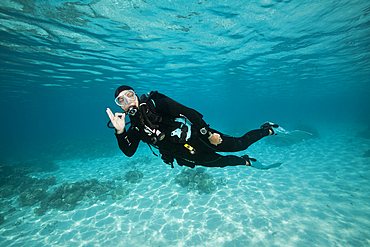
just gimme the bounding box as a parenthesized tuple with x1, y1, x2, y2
(116, 90, 139, 112)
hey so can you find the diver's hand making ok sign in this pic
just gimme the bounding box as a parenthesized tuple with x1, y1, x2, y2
(106, 108, 126, 134)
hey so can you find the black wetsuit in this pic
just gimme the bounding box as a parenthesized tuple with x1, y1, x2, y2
(115, 92, 270, 168)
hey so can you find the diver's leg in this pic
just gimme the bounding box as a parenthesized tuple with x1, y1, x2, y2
(175, 153, 248, 168)
(208, 128, 270, 152)
(199, 153, 247, 168)
(202, 153, 282, 169)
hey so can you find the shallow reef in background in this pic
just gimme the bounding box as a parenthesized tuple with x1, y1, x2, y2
(124, 170, 144, 183)
(0, 164, 132, 223)
(175, 167, 227, 194)
(0, 164, 56, 205)
(34, 179, 119, 216)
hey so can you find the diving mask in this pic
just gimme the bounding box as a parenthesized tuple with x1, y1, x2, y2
(115, 90, 137, 108)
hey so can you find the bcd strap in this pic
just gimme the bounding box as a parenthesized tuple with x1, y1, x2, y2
(170, 116, 192, 143)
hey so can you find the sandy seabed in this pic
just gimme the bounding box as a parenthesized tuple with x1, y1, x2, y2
(1, 124, 369, 247)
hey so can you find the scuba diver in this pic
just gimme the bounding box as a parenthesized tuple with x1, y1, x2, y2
(106, 85, 282, 169)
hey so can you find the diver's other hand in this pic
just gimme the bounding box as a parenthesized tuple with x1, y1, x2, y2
(208, 133, 223, 146)
(106, 108, 126, 134)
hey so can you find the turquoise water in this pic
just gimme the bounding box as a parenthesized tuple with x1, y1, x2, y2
(1, 0, 370, 246)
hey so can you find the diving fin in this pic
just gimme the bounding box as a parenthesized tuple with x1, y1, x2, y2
(250, 159, 282, 170)
(242, 155, 282, 170)
(264, 122, 314, 145)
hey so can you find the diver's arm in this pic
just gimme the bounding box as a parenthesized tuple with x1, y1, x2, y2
(115, 130, 140, 157)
